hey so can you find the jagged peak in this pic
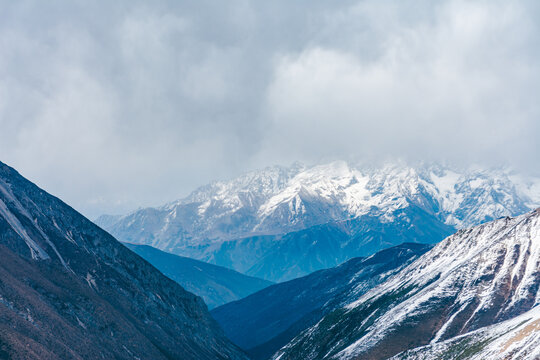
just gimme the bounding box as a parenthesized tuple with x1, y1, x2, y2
(96, 160, 540, 250)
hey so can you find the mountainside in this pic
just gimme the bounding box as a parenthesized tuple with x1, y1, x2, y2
(96, 161, 539, 281)
(211, 243, 431, 360)
(0, 161, 247, 360)
(391, 305, 540, 360)
(274, 208, 540, 360)
(202, 206, 451, 282)
(126, 243, 272, 309)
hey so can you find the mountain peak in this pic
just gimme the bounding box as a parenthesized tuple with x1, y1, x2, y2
(95, 160, 540, 281)
(97, 160, 540, 245)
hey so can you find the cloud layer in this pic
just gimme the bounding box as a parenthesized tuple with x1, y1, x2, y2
(1, 0, 539, 217)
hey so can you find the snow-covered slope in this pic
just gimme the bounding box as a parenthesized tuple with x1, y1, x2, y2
(97, 161, 539, 254)
(273, 208, 540, 360)
(392, 305, 540, 360)
(96, 163, 305, 251)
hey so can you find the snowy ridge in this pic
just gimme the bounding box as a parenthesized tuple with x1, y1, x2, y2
(339, 209, 539, 359)
(96, 161, 540, 256)
(273, 208, 540, 360)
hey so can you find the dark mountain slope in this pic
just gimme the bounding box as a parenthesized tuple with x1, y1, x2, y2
(126, 243, 272, 309)
(0, 161, 247, 360)
(211, 243, 431, 359)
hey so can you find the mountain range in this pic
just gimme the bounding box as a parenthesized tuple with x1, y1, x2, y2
(2, 157, 539, 359)
(0, 161, 246, 359)
(125, 243, 272, 309)
(96, 161, 540, 281)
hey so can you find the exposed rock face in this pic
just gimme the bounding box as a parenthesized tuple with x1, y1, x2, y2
(274, 209, 540, 360)
(391, 305, 540, 360)
(0, 161, 247, 360)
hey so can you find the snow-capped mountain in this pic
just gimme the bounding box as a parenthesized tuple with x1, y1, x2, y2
(273, 208, 540, 360)
(0, 161, 247, 360)
(97, 161, 539, 251)
(96, 163, 306, 249)
(96, 161, 540, 281)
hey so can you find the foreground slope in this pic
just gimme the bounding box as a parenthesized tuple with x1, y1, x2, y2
(97, 161, 539, 281)
(0, 161, 246, 360)
(274, 208, 540, 360)
(211, 243, 430, 360)
(126, 243, 272, 309)
(392, 305, 540, 360)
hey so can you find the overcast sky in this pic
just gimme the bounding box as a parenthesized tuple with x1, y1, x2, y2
(1, 0, 539, 218)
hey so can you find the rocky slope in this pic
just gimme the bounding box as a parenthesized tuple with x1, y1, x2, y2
(211, 243, 430, 360)
(0, 161, 247, 360)
(391, 305, 540, 359)
(96, 161, 540, 281)
(126, 243, 272, 309)
(273, 208, 540, 360)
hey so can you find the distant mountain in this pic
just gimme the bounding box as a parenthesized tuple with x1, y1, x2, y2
(125, 243, 272, 309)
(0, 161, 247, 360)
(96, 161, 540, 281)
(274, 208, 540, 360)
(201, 205, 452, 282)
(211, 243, 431, 360)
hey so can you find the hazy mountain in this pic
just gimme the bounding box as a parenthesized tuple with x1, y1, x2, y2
(211, 243, 430, 360)
(200, 205, 451, 282)
(96, 161, 540, 281)
(274, 208, 540, 360)
(126, 243, 272, 309)
(0, 161, 247, 360)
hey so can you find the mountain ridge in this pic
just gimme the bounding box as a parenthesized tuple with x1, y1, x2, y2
(0, 160, 247, 359)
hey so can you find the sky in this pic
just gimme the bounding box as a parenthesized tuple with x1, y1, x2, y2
(0, 0, 539, 219)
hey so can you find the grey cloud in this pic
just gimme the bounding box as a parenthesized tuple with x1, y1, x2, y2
(0, 0, 538, 218)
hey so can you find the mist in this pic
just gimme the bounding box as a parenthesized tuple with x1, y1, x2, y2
(1, 0, 539, 218)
